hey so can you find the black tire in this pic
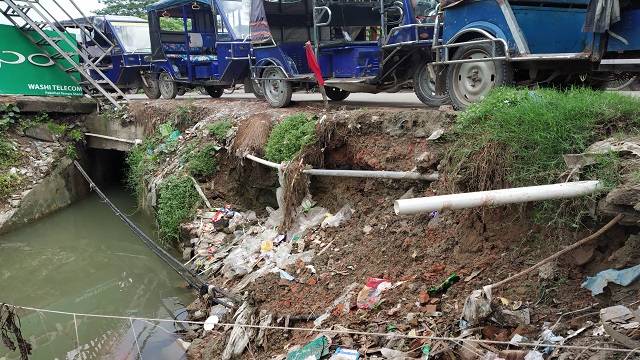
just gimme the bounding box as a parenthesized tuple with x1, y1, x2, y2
(262, 67, 292, 108)
(252, 80, 265, 99)
(177, 87, 186, 96)
(142, 74, 160, 99)
(446, 38, 512, 110)
(159, 72, 178, 99)
(205, 86, 223, 98)
(324, 86, 350, 101)
(413, 64, 449, 106)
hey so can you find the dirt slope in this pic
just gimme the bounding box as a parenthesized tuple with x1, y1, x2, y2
(128, 97, 640, 360)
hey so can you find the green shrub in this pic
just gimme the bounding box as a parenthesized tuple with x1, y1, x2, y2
(207, 121, 232, 141)
(184, 143, 218, 177)
(157, 173, 201, 240)
(265, 114, 316, 163)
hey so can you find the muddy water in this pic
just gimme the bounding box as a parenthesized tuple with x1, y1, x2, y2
(0, 187, 194, 360)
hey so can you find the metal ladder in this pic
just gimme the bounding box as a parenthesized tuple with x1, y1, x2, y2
(0, 0, 126, 109)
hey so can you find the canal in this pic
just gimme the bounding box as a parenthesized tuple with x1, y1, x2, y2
(0, 186, 194, 360)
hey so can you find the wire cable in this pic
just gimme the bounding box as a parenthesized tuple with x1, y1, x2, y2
(73, 161, 241, 307)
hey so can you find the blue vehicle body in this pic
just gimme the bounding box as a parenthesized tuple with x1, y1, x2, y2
(145, 0, 253, 99)
(58, 15, 152, 92)
(249, 0, 446, 107)
(433, 0, 640, 109)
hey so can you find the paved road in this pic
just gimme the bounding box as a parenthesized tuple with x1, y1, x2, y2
(127, 90, 434, 109)
(127, 89, 639, 108)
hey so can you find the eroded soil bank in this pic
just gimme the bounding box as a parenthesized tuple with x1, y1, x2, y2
(126, 97, 640, 360)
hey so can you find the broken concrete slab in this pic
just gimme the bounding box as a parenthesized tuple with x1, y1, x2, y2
(24, 124, 56, 142)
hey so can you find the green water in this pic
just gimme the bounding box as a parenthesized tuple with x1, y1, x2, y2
(0, 187, 195, 360)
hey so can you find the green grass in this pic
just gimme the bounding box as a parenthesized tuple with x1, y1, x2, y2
(156, 173, 201, 240)
(445, 87, 640, 225)
(207, 121, 233, 142)
(265, 114, 316, 163)
(184, 143, 218, 177)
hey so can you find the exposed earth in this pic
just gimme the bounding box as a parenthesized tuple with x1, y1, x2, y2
(123, 96, 640, 360)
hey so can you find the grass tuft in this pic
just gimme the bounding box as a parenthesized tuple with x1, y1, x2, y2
(157, 173, 201, 240)
(184, 143, 218, 177)
(445, 87, 640, 225)
(265, 114, 316, 163)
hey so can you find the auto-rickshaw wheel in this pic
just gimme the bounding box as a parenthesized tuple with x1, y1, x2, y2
(251, 79, 265, 99)
(205, 86, 223, 98)
(159, 72, 178, 99)
(324, 86, 350, 101)
(414, 64, 449, 106)
(142, 74, 161, 99)
(446, 38, 512, 110)
(262, 67, 292, 108)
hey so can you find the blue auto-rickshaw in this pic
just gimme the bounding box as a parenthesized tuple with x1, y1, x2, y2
(145, 0, 255, 99)
(249, 0, 446, 107)
(58, 15, 152, 94)
(432, 0, 640, 109)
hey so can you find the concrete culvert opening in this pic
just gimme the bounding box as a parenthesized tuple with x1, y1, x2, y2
(84, 148, 128, 188)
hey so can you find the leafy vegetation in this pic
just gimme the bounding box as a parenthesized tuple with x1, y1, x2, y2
(0, 103, 21, 131)
(207, 121, 232, 142)
(156, 173, 201, 240)
(265, 114, 317, 163)
(67, 129, 84, 142)
(45, 122, 67, 135)
(184, 143, 218, 177)
(445, 87, 640, 226)
(125, 139, 158, 199)
(95, 0, 155, 18)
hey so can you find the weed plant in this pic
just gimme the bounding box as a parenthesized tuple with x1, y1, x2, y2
(125, 139, 159, 199)
(265, 114, 316, 163)
(207, 121, 232, 142)
(45, 122, 66, 135)
(67, 130, 84, 142)
(0, 103, 20, 131)
(446, 87, 640, 226)
(185, 143, 218, 177)
(156, 173, 201, 240)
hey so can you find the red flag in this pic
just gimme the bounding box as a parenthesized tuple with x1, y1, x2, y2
(305, 42, 324, 86)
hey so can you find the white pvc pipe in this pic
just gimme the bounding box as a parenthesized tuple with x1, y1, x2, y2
(304, 169, 438, 181)
(85, 133, 141, 144)
(394, 180, 603, 215)
(245, 154, 438, 181)
(246, 154, 281, 169)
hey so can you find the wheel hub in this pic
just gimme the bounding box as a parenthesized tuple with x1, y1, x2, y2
(466, 69, 481, 87)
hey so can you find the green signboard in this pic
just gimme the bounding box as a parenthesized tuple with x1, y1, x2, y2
(0, 24, 82, 97)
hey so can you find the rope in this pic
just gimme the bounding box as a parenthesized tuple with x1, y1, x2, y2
(4, 303, 640, 355)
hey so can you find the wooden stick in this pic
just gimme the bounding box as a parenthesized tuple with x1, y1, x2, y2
(491, 214, 624, 289)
